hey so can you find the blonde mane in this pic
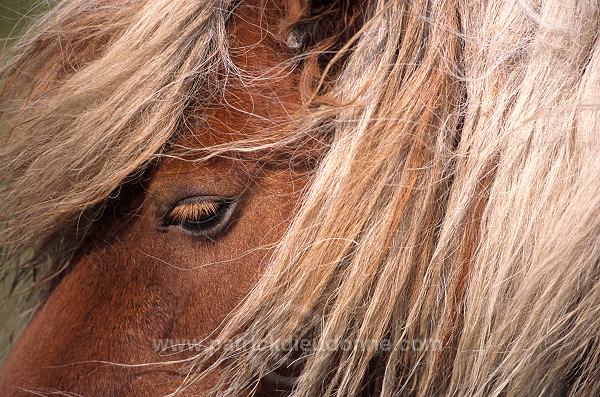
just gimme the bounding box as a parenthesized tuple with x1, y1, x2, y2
(0, 0, 236, 289)
(1, 0, 600, 396)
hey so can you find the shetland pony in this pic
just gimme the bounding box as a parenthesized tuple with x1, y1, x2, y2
(1, 0, 599, 396)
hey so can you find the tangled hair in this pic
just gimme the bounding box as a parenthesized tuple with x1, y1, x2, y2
(0, 0, 236, 290)
(2, 0, 600, 396)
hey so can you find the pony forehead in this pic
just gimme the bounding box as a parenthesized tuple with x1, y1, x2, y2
(162, 1, 325, 169)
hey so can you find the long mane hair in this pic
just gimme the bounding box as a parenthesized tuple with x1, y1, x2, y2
(2, 0, 600, 396)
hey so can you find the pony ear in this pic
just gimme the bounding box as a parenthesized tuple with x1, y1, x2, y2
(285, 0, 365, 53)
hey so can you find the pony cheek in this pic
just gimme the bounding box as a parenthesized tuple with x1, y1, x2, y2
(0, 242, 231, 395)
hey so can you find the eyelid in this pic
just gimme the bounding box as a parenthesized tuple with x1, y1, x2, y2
(168, 201, 222, 223)
(160, 195, 238, 237)
(165, 195, 230, 214)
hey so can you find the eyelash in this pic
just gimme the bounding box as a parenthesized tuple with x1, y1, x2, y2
(163, 197, 235, 237)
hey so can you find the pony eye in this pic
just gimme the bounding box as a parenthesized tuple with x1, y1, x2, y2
(164, 197, 235, 237)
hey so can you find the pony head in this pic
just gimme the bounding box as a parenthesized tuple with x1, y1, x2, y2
(1, 0, 599, 395)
